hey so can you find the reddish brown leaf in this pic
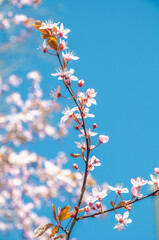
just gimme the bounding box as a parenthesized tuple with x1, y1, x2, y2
(62, 208, 84, 221)
(58, 205, 70, 222)
(70, 153, 82, 158)
(52, 204, 58, 223)
(110, 201, 115, 208)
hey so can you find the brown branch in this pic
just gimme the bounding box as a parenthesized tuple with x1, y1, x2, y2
(76, 189, 159, 220)
(56, 53, 90, 240)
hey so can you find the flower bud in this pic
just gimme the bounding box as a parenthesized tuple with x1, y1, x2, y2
(89, 202, 93, 207)
(73, 163, 78, 169)
(84, 206, 90, 213)
(93, 123, 97, 129)
(74, 125, 79, 130)
(66, 79, 71, 86)
(91, 206, 96, 210)
(95, 202, 102, 209)
(70, 213, 76, 218)
(78, 80, 84, 87)
(74, 206, 79, 212)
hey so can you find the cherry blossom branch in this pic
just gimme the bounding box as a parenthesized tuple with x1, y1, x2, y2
(76, 189, 159, 220)
(33, 19, 159, 240)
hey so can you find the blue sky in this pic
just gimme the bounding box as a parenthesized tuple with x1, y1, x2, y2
(2, 0, 159, 239)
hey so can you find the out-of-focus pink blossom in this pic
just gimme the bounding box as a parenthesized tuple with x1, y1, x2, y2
(6, 92, 23, 107)
(8, 75, 21, 87)
(27, 71, 42, 82)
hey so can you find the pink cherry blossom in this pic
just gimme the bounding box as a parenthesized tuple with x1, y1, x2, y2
(77, 92, 96, 107)
(62, 51, 79, 61)
(88, 156, 101, 171)
(76, 108, 95, 119)
(131, 177, 148, 188)
(52, 68, 78, 81)
(114, 211, 132, 231)
(148, 174, 159, 188)
(39, 40, 52, 53)
(108, 184, 129, 195)
(50, 85, 61, 104)
(78, 128, 97, 138)
(74, 141, 87, 150)
(87, 187, 107, 203)
(98, 135, 109, 144)
(131, 186, 143, 198)
(59, 39, 68, 50)
(39, 20, 59, 30)
(86, 88, 97, 99)
(130, 177, 148, 198)
(61, 106, 77, 122)
(57, 23, 70, 38)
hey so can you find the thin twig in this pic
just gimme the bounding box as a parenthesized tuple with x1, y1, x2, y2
(76, 189, 159, 220)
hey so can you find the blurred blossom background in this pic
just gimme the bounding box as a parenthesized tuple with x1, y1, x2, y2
(0, 0, 159, 240)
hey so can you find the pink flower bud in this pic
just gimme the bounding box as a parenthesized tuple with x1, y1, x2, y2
(73, 164, 78, 169)
(66, 79, 71, 86)
(57, 93, 61, 98)
(93, 123, 97, 129)
(154, 168, 159, 174)
(84, 206, 90, 213)
(89, 202, 93, 207)
(91, 206, 96, 210)
(78, 80, 84, 87)
(95, 201, 102, 209)
(70, 213, 76, 218)
(74, 206, 79, 212)
(74, 125, 79, 130)
(98, 135, 109, 144)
